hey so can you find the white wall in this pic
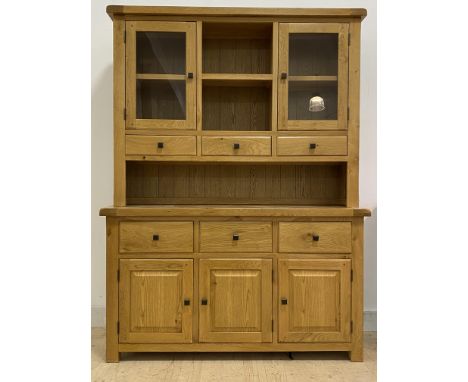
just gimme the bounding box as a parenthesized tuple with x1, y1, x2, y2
(91, 0, 377, 327)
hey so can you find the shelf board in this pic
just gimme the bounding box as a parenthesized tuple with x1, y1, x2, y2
(100, 205, 372, 217)
(136, 73, 186, 81)
(288, 75, 338, 82)
(202, 73, 272, 86)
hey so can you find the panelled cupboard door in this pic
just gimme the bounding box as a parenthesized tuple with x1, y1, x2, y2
(199, 259, 272, 343)
(126, 21, 196, 129)
(119, 259, 193, 343)
(278, 23, 349, 131)
(278, 259, 351, 343)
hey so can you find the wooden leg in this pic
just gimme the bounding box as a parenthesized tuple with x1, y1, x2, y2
(348, 347, 363, 362)
(106, 341, 120, 363)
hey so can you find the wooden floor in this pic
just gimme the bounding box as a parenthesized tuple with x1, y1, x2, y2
(92, 328, 376, 381)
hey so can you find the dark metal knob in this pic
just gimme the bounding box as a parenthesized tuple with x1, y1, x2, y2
(152, 234, 159, 241)
(281, 72, 287, 79)
(233, 143, 240, 149)
(312, 234, 320, 241)
(184, 299, 190, 306)
(281, 298, 288, 305)
(201, 298, 208, 305)
(187, 72, 193, 79)
(232, 233, 239, 241)
(157, 142, 164, 148)
(309, 143, 317, 149)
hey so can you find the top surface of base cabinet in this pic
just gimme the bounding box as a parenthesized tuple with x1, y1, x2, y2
(106, 5, 367, 20)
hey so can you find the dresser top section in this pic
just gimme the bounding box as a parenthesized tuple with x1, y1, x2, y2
(106, 5, 367, 20)
(99, 206, 371, 218)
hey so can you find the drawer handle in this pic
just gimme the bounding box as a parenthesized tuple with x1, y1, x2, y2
(232, 233, 240, 241)
(152, 234, 159, 241)
(157, 142, 164, 149)
(233, 143, 240, 149)
(281, 72, 288, 79)
(184, 299, 190, 306)
(281, 298, 288, 305)
(309, 143, 317, 149)
(312, 234, 320, 241)
(187, 72, 194, 79)
(201, 298, 208, 305)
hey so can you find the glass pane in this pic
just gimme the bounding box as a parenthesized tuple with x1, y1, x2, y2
(137, 80, 186, 120)
(137, 32, 186, 74)
(289, 33, 338, 76)
(288, 82, 337, 120)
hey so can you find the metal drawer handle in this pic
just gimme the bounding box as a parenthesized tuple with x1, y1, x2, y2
(281, 298, 288, 305)
(184, 299, 190, 306)
(201, 298, 208, 305)
(157, 142, 164, 149)
(232, 233, 240, 241)
(312, 234, 320, 242)
(152, 234, 159, 241)
(233, 143, 240, 149)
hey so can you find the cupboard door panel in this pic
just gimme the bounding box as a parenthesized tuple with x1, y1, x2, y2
(199, 259, 272, 343)
(126, 21, 196, 130)
(119, 259, 193, 343)
(278, 259, 351, 342)
(278, 23, 348, 131)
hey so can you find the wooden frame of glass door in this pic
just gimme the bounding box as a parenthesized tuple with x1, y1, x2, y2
(278, 23, 349, 130)
(125, 21, 196, 130)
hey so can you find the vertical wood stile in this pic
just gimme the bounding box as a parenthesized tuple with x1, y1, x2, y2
(347, 21, 361, 207)
(113, 17, 126, 206)
(196, 21, 203, 156)
(105, 218, 120, 362)
(271, 22, 279, 156)
(349, 217, 364, 361)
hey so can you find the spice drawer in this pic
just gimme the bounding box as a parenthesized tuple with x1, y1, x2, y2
(202, 136, 271, 156)
(278, 222, 352, 253)
(119, 222, 194, 253)
(277, 136, 347, 156)
(126, 136, 197, 156)
(200, 222, 273, 252)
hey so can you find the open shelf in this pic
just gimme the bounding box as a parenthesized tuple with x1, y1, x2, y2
(202, 22, 273, 74)
(202, 84, 271, 131)
(288, 75, 337, 82)
(126, 162, 346, 206)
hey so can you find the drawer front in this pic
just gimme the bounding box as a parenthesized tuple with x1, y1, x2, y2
(279, 222, 351, 253)
(126, 136, 196, 156)
(120, 222, 194, 253)
(202, 137, 271, 156)
(277, 136, 347, 156)
(200, 222, 273, 252)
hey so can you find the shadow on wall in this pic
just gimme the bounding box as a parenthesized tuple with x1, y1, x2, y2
(91, 64, 113, 313)
(364, 207, 377, 330)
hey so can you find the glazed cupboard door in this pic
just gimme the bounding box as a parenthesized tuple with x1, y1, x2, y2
(126, 21, 196, 129)
(278, 23, 348, 130)
(199, 259, 272, 343)
(119, 259, 193, 343)
(278, 259, 351, 342)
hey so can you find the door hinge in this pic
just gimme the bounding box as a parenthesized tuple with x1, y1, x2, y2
(351, 270, 353, 282)
(117, 321, 120, 334)
(117, 269, 120, 282)
(348, 106, 350, 119)
(123, 31, 126, 43)
(351, 320, 354, 333)
(123, 108, 127, 120)
(348, 33, 351, 46)
(272, 319, 274, 330)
